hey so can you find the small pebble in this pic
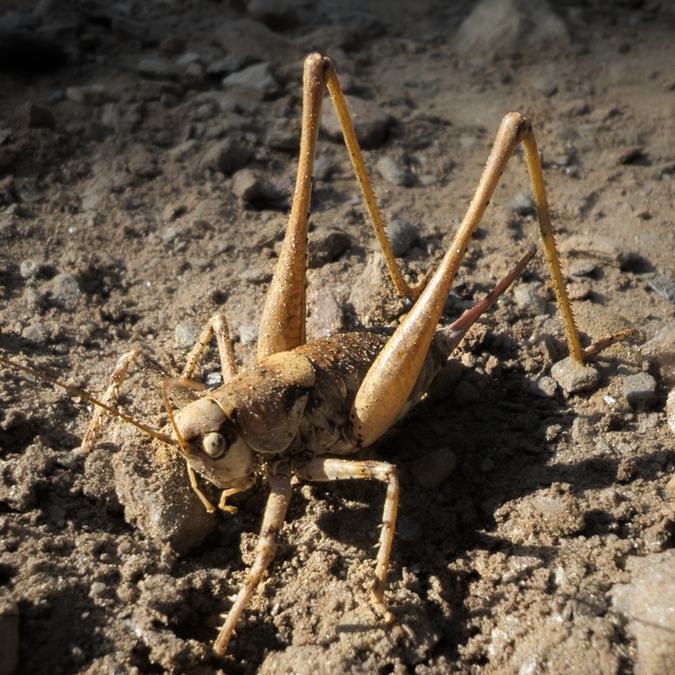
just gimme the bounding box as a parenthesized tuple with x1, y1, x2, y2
(551, 357, 600, 394)
(376, 156, 412, 186)
(612, 551, 675, 675)
(533, 375, 558, 398)
(568, 259, 597, 277)
(231, 169, 287, 210)
(308, 229, 351, 268)
(205, 372, 223, 388)
(174, 322, 200, 349)
(666, 389, 675, 434)
(137, 56, 179, 80)
(65, 84, 108, 105)
(622, 372, 657, 408)
(238, 324, 258, 345)
(19, 258, 38, 278)
(511, 192, 535, 216)
(513, 282, 547, 315)
(48, 272, 81, 310)
(385, 219, 418, 257)
(223, 62, 281, 98)
(198, 139, 251, 176)
(411, 448, 457, 489)
(321, 95, 392, 149)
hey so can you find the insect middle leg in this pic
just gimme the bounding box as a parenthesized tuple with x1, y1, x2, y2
(293, 457, 400, 625)
(213, 462, 293, 656)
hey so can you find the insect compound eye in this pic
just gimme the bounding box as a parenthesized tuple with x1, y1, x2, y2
(202, 431, 227, 459)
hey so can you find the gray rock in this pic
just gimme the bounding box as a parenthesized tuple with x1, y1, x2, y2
(513, 282, 547, 315)
(376, 156, 412, 186)
(13, 101, 55, 130)
(160, 226, 178, 244)
(265, 122, 299, 153)
(511, 192, 535, 216)
(551, 357, 600, 394)
(168, 139, 198, 162)
(612, 550, 675, 675)
(454, 0, 570, 57)
(568, 258, 597, 277)
(231, 169, 288, 210)
(223, 62, 281, 98)
(667, 389, 675, 435)
(385, 219, 419, 257)
(175, 51, 201, 68)
(308, 229, 351, 268)
(247, 0, 298, 29)
(0, 589, 18, 675)
(321, 95, 393, 149)
(112, 443, 215, 554)
(198, 139, 251, 175)
(307, 289, 344, 339)
(532, 375, 558, 397)
(174, 322, 200, 349)
(65, 84, 108, 106)
(183, 62, 204, 82)
(19, 258, 38, 278)
(238, 323, 259, 345)
(640, 323, 675, 387)
(532, 75, 558, 97)
(645, 272, 675, 304)
(560, 233, 625, 267)
(622, 372, 657, 408)
(206, 54, 254, 78)
(137, 56, 179, 80)
(411, 448, 457, 489)
(48, 272, 81, 310)
(211, 18, 300, 66)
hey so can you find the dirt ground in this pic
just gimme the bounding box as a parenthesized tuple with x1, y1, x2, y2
(0, 1, 674, 673)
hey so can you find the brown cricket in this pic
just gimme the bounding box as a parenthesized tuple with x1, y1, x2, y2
(0, 53, 633, 658)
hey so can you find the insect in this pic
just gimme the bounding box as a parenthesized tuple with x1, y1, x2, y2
(1, 53, 633, 658)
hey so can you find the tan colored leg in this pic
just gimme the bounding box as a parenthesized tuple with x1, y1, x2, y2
(352, 113, 583, 447)
(213, 463, 292, 656)
(181, 310, 237, 382)
(80, 348, 141, 453)
(258, 54, 423, 360)
(293, 457, 399, 624)
(325, 67, 424, 301)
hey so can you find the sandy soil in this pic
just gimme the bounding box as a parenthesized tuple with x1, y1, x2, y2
(0, 1, 674, 673)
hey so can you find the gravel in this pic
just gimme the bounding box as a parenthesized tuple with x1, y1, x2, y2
(551, 357, 600, 395)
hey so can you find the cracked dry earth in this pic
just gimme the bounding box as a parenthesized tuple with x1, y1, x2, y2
(0, 1, 674, 674)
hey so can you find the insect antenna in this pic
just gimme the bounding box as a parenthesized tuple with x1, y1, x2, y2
(0, 352, 175, 446)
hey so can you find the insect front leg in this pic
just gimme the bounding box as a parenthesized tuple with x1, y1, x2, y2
(293, 457, 400, 626)
(181, 310, 237, 382)
(213, 462, 292, 657)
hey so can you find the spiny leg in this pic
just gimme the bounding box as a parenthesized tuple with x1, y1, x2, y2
(178, 311, 237, 513)
(325, 64, 424, 301)
(80, 348, 141, 453)
(352, 113, 585, 447)
(181, 310, 237, 382)
(293, 458, 400, 625)
(258, 54, 423, 360)
(213, 463, 292, 656)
